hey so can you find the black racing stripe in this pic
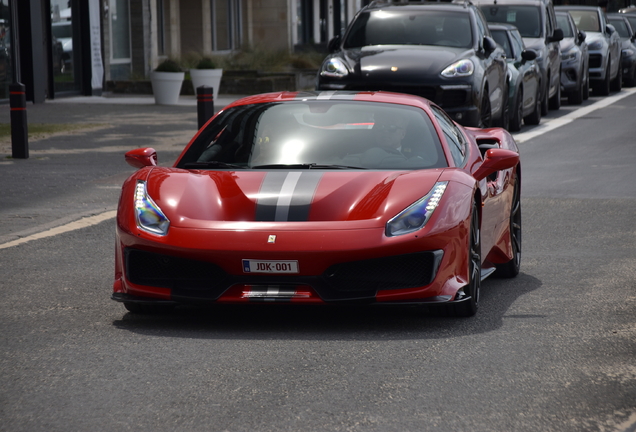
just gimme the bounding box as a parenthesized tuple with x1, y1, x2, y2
(254, 172, 323, 222)
(255, 172, 287, 221)
(287, 172, 323, 221)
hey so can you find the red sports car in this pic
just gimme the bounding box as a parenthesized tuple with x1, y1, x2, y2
(112, 91, 521, 317)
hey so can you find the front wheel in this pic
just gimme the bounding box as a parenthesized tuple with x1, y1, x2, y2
(548, 78, 561, 110)
(524, 89, 541, 126)
(480, 94, 492, 128)
(509, 90, 523, 132)
(449, 202, 481, 317)
(610, 61, 623, 92)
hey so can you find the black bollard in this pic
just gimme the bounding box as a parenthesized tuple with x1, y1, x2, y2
(10, 82, 28, 159)
(197, 86, 215, 129)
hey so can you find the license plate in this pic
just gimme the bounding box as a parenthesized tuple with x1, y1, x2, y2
(242, 259, 299, 274)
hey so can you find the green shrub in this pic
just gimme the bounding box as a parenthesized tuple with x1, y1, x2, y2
(155, 59, 182, 72)
(196, 57, 217, 69)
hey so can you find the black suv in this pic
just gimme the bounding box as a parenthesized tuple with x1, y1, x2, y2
(474, 0, 563, 114)
(316, 1, 508, 128)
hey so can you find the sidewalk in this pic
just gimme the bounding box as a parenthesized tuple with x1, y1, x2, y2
(46, 92, 247, 107)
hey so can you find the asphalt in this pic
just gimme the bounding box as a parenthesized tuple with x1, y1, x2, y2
(0, 92, 248, 243)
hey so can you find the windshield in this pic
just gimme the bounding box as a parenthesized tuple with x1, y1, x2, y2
(52, 23, 72, 39)
(556, 14, 574, 38)
(177, 100, 447, 170)
(609, 18, 630, 37)
(568, 10, 601, 32)
(344, 10, 473, 48)
(481, 5, 542, 38)
(490, 29, 513, 58)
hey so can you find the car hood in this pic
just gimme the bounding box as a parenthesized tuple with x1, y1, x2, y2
(339, 46, 473, 79)
(145, 168, 445, 227)
(559, 38, 577, 52)
(522, 37, 547, 52)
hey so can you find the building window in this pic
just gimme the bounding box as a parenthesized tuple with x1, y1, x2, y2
(109, 0, 131, 79)
(211, 0, 242, 51)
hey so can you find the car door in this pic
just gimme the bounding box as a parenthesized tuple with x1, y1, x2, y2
(476, 10, 507, 118)
(511, 29, 540, 111)
(545, 4, 562, 98)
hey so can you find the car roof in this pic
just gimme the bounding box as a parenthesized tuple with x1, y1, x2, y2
(224, 91, 437, 111)
(460, 0, 550, 6)
(366, 0, 477, 12)
(555, 5, 601, 11)
(488, 23, 519, 31)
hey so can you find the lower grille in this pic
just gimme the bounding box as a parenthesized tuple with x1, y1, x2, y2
(589, 54, 602, 69)
(125, 248, 228, 295)
(322, 251, 442, 293)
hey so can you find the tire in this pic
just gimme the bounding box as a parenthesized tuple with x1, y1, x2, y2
(480, 94, 492, 128)
(494, 175, 521, 278)
(548, 77, 561, 110)
(625, 65, 636, 87)
(124, 302, 176, 314)
(595, 62, 611, 96)
(509, 90, 523, 132)
(524, 89, 541, 126)
(541, 80, 549, 115)
(494, 90, 509, 130)
(583, 66, 590, 100)
(449, 202, 481, 317)
(568, 74, 584, 105)
(610, 61, 623, 92)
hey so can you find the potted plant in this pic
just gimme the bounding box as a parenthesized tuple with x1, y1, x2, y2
(151, 59, 185, 105)
(189, 57, 223, 101)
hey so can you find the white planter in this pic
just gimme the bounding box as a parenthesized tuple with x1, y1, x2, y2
(150, 71, 185, 105)
(189, 68, 223, 100)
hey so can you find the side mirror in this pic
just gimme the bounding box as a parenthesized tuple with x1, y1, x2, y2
(483, 36, 497, 54)
(521, 49, 537, 61)
(328, 35, 341, 53)
(578, 30, 587, 43)
(473, 148, 519, 182)
(549, 28, 564, 43)
(606, 24, 615, 35)
(125, 148, 157, 168)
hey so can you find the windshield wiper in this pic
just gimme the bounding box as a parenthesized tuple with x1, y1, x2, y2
(184, 161, 246, 169)
(251, 163, 368, 170)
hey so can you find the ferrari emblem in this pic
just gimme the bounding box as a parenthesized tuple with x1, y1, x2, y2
(267, 235, 276, 244)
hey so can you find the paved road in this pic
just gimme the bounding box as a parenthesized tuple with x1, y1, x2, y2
(0, 91, 635, 432)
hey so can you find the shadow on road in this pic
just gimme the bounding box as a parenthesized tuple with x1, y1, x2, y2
(112, 272, 543, 341)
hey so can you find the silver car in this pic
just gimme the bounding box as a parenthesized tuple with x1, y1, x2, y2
(556, 11, 589, 104)
(556, 6, 621, 96)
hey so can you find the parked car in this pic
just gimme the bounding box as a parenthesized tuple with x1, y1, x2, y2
(316, 2, 508, 129)
(556, 6, 621, 95)
(113, 91, 522, 317)
(607, 13, 636, 87)
(556, 11, 589, 104)
(489, 23, 542, 131)
(618, 8, 636, 32)
(51, 21, 72, 73)
(476, 0, 563, 115)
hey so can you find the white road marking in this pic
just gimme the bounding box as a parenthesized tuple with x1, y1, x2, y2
(0, 210, 117, 250)
(513, 87, 636, 143)
(2, 88, 635, 250)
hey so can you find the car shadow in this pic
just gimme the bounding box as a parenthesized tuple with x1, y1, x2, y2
(112, 273, 543, 341)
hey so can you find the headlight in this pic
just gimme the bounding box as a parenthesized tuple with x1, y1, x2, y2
(134, 180, 170, 236)
(385, 182, 448, 237)
(441, 59, 474, 77)
(320, 58, 349, 78)
(623, 48, 635, 57)
(588, 40, 602, 50)
(561, 48, 577, 61)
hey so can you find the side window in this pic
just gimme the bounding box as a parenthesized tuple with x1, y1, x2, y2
(510, 31, 524, 58)
(545, 7, 554, 37)
(475, 9, 488, 38)
(431, 106, 467, 166)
